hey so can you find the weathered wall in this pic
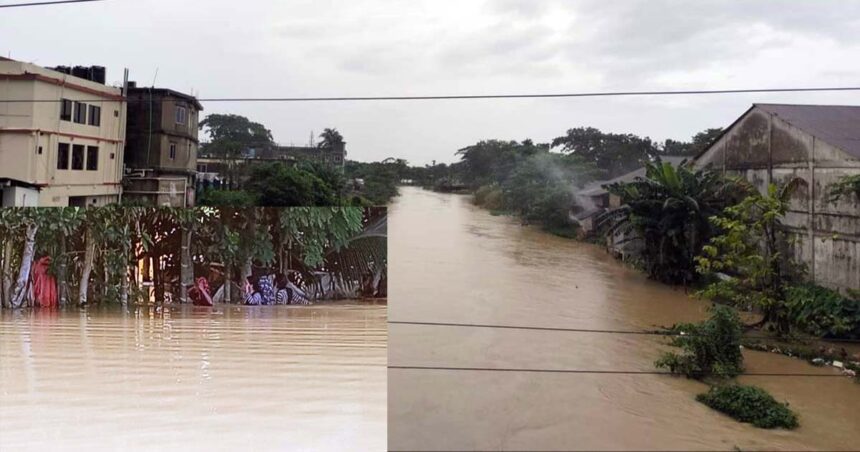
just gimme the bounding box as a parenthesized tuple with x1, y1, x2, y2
(696, 106, 860, 293)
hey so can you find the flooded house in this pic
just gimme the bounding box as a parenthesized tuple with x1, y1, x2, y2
(694, 103, 860, 293)
(573, 156, 688, 261)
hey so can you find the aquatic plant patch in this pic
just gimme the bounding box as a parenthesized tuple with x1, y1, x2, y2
(655, 305, 744, 379)
(696, 385, 799, 429)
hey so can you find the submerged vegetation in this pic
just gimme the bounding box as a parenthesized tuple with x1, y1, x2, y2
(655, 305, 745, 380)
(0, 207, 386, 309)
(696, 385, 799, 430)
(608, 161, 744, 284)
(656, 307, 801, 430)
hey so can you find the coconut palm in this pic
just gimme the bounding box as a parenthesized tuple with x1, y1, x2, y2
(318, 128, 345, 149)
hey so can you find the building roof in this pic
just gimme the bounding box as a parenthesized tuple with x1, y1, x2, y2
(127, 86, 203, 111)
(577, 156, 689, 197)
(755, 103, 860, 159)
(694, 103, 860, 161)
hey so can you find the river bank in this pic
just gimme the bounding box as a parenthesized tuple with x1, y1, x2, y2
(389, 187, 860, 451)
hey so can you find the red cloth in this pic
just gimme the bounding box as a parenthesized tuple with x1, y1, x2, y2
(189, 277, 214, 306)
(32, 257, 58, 308)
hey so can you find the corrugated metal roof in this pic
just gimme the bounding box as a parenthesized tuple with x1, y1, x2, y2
(577, 156, 689, 197)
(756, 103, 860, 159)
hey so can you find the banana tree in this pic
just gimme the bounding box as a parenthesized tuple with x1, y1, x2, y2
(608, 160, 746, 285)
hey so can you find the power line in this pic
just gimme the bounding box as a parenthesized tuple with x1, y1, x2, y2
(388, 365, 849, 377)
(389, 320, 860, 344)
(0, 0, 103, 8)
(3, 86, 860, 104)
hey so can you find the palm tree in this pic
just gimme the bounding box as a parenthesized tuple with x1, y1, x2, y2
(318, 128, 345, 149)
(608, 159, 747, 285)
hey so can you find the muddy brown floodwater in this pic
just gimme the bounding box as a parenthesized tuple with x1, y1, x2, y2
(389, 187, 860, 452)
(0, 302, 386, 452)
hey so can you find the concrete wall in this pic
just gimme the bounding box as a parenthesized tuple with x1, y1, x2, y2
(1, 186, 39, 207)
(696, 106, 860, 293)
(124, 177, 190, 207)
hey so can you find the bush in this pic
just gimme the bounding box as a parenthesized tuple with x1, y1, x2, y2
(473, 184, 504, 211)
(655, 305, 744, 379)
(696, 385, 798, 429)
(784, 283, 860, 339)
(197, 189, 258, 207)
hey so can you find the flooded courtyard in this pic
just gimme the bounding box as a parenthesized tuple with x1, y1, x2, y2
(0, 302, 386, 451)
(388, 187, 860, 451)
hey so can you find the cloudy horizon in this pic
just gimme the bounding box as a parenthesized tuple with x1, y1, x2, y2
(2, 0, 860, 165)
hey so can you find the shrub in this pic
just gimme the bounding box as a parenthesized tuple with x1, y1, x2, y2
(784, 283, 860, 339)
(655, 305, 744, 379)
(696, 385, 799, 429)
(197, 189, 258, 207)
(473, 184, 504, 211)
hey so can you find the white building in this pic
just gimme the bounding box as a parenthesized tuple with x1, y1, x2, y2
(0, 57, 126, 207)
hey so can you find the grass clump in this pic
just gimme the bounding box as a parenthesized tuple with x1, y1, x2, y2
(696, 385, 799, 429)
(655, 305, 744, 379)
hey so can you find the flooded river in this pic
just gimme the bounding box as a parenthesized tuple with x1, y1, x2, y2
(0, 302, 386, 451)
(389, 187, 860, 451)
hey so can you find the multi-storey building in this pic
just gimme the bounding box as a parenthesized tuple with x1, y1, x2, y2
(123, 83, 203, 207)
(0, 58, 126, 206)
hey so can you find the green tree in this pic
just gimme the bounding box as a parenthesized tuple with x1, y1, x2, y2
(608, 161, 745, 284)
(199, 114, 275, 187)
(318, 128, 345, 149)
(502, 152, 601, 234)
(695, 182, 804, 332)
(243, 163, 341, 207)
(552, 127, 660, 178)
(655, 305, 745, 380)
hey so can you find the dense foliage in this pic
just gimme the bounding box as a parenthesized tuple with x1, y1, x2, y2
(661, 128, 724, 157)
(1, 207, 174, 308)
(655, 305, 745, 380)
(696, 183, 802, 333)
(783, 284, 860, 339)
(608, 161, 744, 284)
(551, 127, 661, 178)
(696, 385, 799, 429)
(456, 139, 602, 235)
(344, 159, 408, 205)
(199, 114, 276, 188)
(0, 207, 384, 308)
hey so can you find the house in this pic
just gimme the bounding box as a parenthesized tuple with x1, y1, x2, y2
(277, 143, 346, 168)
(573, 156, 688, 234)
(694, 104, 860, 293)
(0, 58, 126, 207)
(123, 83, 203, 207)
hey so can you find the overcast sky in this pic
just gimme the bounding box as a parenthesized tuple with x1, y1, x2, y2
(3, 0, 860, 164)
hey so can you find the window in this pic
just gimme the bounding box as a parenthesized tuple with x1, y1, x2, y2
(86, 146, 98, 171)
(72, 145, 85, 170)
(73, 102, 87, 124)
(57, 143, 70, 169)
(87, 105, 101, 126)
(60, 99, 73, 121)
(169, 143, 177, 160)
(175, 106, 187, 125)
